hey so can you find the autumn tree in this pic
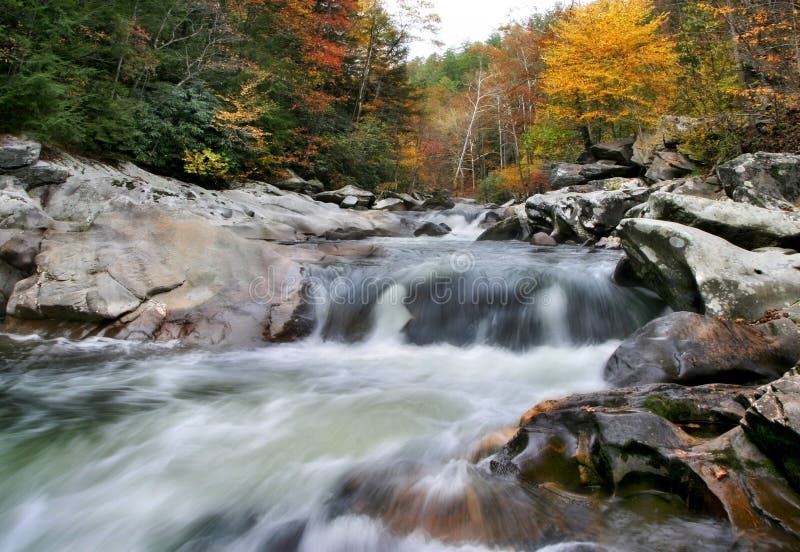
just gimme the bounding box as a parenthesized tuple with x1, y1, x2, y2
(541, 0, 680, 147)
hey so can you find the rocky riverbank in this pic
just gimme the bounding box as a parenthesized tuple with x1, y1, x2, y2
(3, 128, 800, 550)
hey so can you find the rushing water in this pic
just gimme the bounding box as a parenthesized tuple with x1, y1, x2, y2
(0, 219, 698, 551)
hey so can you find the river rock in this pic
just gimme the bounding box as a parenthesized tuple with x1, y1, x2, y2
(418, 192, 455, 210)
(645, 151, 699, 182)
(717, 152, 800, 211)
(646, 191, 800, 250)
(340, 195, 359, 209)
(478, 205, 532, 241)
(0, 259, 24, 317)
(617, 218, 800, 319)
(414, 221, 451, 237)
(549, 162, 636, 190)
(526, 187, 650, 242)
(603, 312, 800, 387)
(531, 232, 557, 246)
(4, 207, 309, 345)
(315, 184, 375, 208)
(742, 369, 800, 492)
(590, 137, 635, 165)
(490, 383, 800, 550)
(372, 197, 406, 211)
(0, 135, 41, 169)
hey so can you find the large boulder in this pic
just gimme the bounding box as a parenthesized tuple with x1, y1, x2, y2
(315, 184, 375, 208)
(617, 218, 800, 319)
(488, 383, 800, 550)
(526, 187, 650, 242)
(0, 135, 41, 169)
(4, 207, 310, 345)
(646, 191, 800, 250)
(413, 221, 451, 237)
(645, 151, 699, 182)
(549, 162, 636, 190)
(742, 369, 800, 492)
(590, 137, 635, 165)
(273, 170, 324, 195)
(604, 312, 800, 387)
(717, 152, 800, 211)
(477, 204, 531, 241)
(372, 197, 406, 211)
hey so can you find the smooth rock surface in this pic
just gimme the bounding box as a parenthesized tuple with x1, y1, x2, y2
(604, 312, 800, 387)
(646, 191, 800, 250)
(618, 218, 800, 319)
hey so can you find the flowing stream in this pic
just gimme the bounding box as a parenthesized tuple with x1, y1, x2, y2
(0, 214, 696, 551)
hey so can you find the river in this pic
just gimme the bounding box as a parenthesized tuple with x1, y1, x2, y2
(0, 213, 697, 551)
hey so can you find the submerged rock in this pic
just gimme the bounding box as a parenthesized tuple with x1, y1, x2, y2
(603, 312, 800, 387)
(717, 153, 800, 211)
(413, 221, 451, 237)
(646, 191, 800, 250)
(617, 218, 800, 319)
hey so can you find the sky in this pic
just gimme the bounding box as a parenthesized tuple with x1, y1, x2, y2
(399, 0, 562, 59)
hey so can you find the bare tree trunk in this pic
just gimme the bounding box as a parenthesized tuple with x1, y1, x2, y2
(454, 66, 489, 189)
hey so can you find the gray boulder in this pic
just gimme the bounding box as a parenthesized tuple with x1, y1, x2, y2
(5, 207, 310, 345)
(273, 170, 324, 195)
(7, 161, 69, 189)
(549, 162, 635, 190)
(315, 184, 375, 208)
(531, 232, 557, 246)
(645, 151, 698, 182)
(478, 204, 532, 241)
(526, 187, 650, 242)
(717, 152, 800, 211)
(646, 191, 800, 250)
(604, 312, 800, 387)
(0, 185, 53, 230)
(413, 221, 451, 237)
(617, 218, 800, 319)
(589, 137, 635, 165)
(0, 231, 42, 273)
(0, 136, 41, 169)
(340, 195, 359, 209)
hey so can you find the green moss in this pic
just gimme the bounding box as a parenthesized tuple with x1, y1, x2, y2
(643, 394, 695, 422)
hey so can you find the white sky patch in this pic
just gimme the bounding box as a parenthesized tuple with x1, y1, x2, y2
(390, 0, 562, 59)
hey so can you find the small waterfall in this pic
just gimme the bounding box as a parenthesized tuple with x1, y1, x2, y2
(309, 240, 665, 350)
(421, 207, 500, 241)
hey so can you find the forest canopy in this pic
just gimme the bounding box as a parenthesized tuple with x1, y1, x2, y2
(1, 0, 799, 197)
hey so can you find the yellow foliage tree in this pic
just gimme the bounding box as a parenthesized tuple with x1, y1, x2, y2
(541, 0, 679, 145)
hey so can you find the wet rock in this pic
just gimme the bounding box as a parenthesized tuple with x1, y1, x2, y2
(317, 242, 388, 259)
(316, 184, 375, 208)
(742, 369, 800, 492)
(414, 221, 451, 237)
(717, 152, 800, 211)
(531, 232, 558, 247)
(646, 191, 800, 250)
(492, 383, 800, 550)
(0, 135, 41, 169)
(603, 312, 800, 387)
(617, 218, 800, 319)
(322, 227, 394, 240)
(590, 137, 635, 165)
(477, 207, 531, 241)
